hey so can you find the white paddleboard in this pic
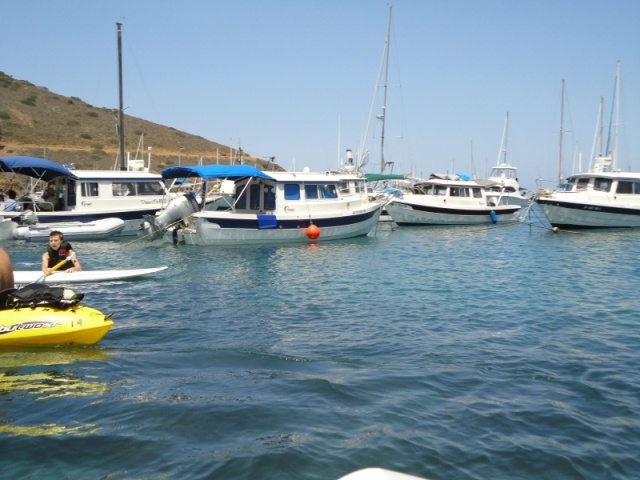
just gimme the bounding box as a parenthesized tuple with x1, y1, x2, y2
(14, 266, 168, 285)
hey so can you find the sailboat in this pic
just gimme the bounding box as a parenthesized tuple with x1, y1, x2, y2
(535, 61, 640, 228)
(476, 112, 530, 207)
(355, 5, 407, 221)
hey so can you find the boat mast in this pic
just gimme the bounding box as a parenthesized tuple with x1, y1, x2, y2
(558, 79, 565, 184)
(379, 3, 392, 174)
(612, 60, 621, 171)
(497, 111, 509, 166)
(117, 23, 126, 171)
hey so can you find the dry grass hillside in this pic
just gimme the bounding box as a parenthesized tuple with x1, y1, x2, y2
(0, 71, 281, 174)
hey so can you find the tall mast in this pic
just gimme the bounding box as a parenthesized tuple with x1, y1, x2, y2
(558, 79, 565, 184)
(379, 4, 392, 174)
(612, 60, 621, 171)
(117, 22, 126, 171)
(497, 111, 509, 166)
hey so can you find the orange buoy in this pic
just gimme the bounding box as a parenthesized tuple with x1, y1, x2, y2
(306, 224, 320, 240)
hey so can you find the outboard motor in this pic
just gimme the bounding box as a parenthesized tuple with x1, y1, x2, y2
(143, 192, 200, 240)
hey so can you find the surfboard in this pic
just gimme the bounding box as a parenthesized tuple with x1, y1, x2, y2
(13, 266, 168, 285)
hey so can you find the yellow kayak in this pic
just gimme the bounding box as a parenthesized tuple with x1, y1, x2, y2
(0, 305, 113, 347)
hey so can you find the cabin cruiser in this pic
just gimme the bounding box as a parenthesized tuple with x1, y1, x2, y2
(0, 156, 175, 236)
(535, 172, 640, 228)
(385, 173, 522, 225)
(142, 165, 385, 245)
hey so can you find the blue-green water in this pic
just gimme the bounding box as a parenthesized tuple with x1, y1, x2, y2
(1, 218, 640, 479)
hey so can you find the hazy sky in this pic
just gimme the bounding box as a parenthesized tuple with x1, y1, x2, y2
(3, 0, 639, 189)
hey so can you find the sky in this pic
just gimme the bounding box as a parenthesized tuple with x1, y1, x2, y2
(3, 0, 639, 190)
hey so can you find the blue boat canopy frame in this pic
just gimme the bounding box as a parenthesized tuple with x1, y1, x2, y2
(160, 165, 275, 181)
(0, 156, 78, 182)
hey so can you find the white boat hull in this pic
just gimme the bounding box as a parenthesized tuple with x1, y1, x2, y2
(386, 200, 521, 225)
(14, 266, 168, 285)
(13, 217, 126, 241)
(536, 197, 640, 228)
(0, 218, 17, 240)
(169, 205, 383, 246)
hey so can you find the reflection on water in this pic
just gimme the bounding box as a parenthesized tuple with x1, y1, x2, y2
(0, 346, 110, 437)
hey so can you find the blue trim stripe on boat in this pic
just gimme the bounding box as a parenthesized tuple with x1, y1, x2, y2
(393, 202, 520, 217)
(536, 198, 640, 217)
(201, 209, 378, 230)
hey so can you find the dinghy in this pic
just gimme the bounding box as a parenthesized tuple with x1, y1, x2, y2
(0, 285, 113, 347)
(13, 217, 126, 241)
(13, 266, 168, 285)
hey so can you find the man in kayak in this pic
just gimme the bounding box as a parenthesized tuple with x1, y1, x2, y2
(41, 231, 82, 274)
(0, 247, 14, 289)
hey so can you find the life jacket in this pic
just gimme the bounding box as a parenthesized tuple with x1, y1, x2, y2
(47, 242, 74, 270)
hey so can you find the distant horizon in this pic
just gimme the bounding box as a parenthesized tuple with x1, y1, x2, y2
(4, 0, 639, 189)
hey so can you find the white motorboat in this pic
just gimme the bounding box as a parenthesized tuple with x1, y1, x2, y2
(13, 217, 126, 241)
(534, 62, 640, 229)
(385, 173, 522, 225)
(0, 156, 176, 236)
(142, 165, 385, 246)
(535, 172, 640, 228)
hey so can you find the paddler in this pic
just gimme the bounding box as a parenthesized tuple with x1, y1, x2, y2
(41, 230, 82, 274)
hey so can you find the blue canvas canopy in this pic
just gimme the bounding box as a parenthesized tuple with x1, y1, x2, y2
(161, 165, 275, 181)
(0, 156, 78, 182)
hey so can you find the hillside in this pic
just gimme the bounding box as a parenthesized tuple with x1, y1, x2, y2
(0, 71, 281, 174)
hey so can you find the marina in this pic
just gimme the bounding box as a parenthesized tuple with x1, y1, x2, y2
(2, 3, 640, 479)
(1, 220, 639, 479)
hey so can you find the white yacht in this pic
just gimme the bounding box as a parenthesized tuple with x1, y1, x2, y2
(385, 173, 522, 225)
(0, 156, 175, 236)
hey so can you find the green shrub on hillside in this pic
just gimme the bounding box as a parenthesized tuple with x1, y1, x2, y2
(21, 95, 37, 106)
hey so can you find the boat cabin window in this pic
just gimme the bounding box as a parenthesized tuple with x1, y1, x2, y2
(449, 187, 471, 197)
(472, 188, 483, 198)
(304, 184, 338, 200)
(81, 182, 99, 197)
(419, 185, 432, 195)
(616, 181, 640, 194)
(265, 185, 276, 210)
(575, 178, 590, 190)
(593, 178, 612, 192)
(284, 184, 300, 200)
(112, 181, 165, 196)
(434, 186, 447, 196)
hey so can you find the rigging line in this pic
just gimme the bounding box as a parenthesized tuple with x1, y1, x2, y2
(123, 31, 161, 123)
(358, 8, 391, 168)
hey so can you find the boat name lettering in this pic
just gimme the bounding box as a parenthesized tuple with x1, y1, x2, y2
(0, 321, 60, 336)
(284, 206, 296, 213)
(352, 209, 365, 214)
(141, 199, 162, 205)
(81, 201, 93, 207)
(583, 206, 602, 211)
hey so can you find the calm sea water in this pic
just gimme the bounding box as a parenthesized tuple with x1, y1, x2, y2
(2, 212, 640, 480)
